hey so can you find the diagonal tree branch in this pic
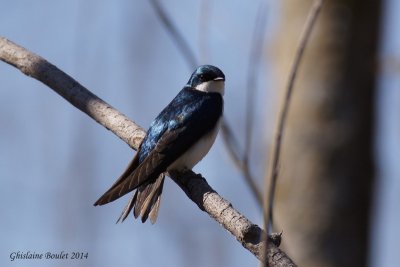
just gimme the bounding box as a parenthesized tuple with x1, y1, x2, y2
(149, 0, 198, 69)
(243, 1, 268, 208)
(0, 37, 296, 266)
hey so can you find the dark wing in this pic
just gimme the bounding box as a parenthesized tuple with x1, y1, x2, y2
(94, 150, 141, 206)
(94, 88, 223, 206)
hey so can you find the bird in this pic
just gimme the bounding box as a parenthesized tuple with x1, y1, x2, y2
(94, 65, 225, 224)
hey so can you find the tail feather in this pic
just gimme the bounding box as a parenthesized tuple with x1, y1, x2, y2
(134, 174, 165, 224)
(148, 192, 162, 224)
(116, 192, 137, 223)
(95, 144, 167, 223)
(116, 174, 165, 224)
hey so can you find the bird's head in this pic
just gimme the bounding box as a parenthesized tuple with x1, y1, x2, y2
(187, 65, 225, 95)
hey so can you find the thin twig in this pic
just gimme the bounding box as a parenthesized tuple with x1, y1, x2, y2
(242, 2, 268, 208)
(199, 0, 211, 62)
(149, 0, 198, 69)
(244, 1, 267, 165)
(263, 1, 325, 265)
(149, 0, 263, 207)
(0, 36, 296, 267)
(221, 121, 263, 205)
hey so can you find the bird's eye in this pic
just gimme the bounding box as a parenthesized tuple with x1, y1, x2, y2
(199, 74, 205, 80)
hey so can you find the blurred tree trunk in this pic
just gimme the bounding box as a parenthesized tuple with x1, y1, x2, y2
(272, 1, 381, 266)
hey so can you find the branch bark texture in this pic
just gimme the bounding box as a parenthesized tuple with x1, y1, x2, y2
(0, 37, 296, 267)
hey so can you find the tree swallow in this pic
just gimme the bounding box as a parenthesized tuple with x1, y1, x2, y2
(94, 65, 225, 224)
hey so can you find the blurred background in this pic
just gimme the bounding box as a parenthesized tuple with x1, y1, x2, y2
(0, 1, 399, 266)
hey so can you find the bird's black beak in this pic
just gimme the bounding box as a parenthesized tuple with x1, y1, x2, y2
(213, 77, 225, 81)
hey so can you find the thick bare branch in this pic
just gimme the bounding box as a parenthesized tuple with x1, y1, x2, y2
(0, 37, 296, 266)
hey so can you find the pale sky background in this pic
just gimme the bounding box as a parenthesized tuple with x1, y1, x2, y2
(0, 1, 399, 267)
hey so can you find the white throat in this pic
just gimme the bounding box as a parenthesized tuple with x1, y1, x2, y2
(194, 81, 225, 95)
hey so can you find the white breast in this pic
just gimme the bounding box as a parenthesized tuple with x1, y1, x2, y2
(167, 119, 221, 171)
